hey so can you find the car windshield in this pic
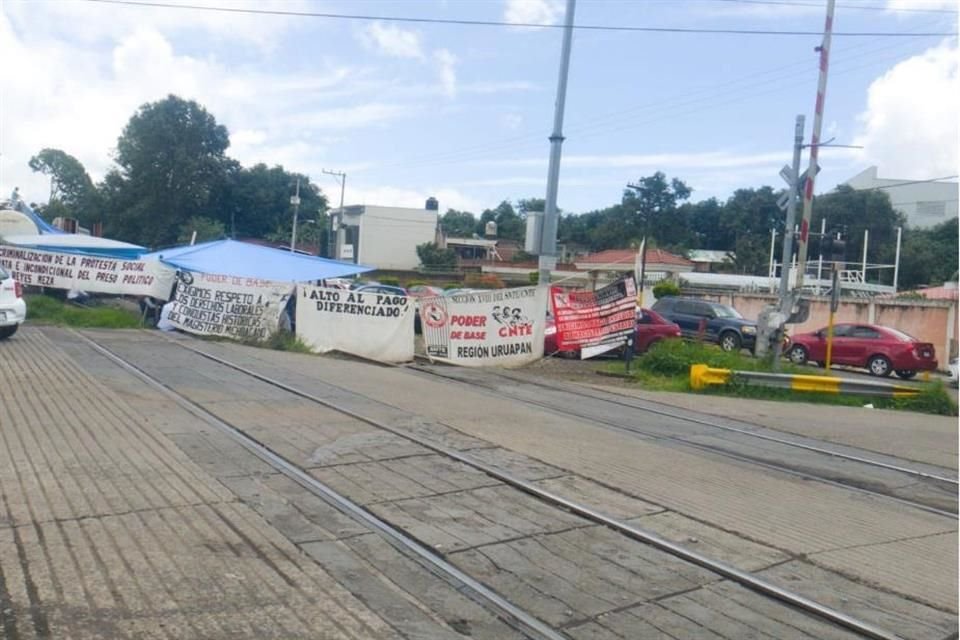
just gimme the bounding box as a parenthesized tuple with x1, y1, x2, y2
(884, 327, 917, 342)
(710, 304, 742, 319)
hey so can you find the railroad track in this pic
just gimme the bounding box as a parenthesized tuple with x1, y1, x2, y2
(404, 362, 959, 518)
(73, 329, 914, 640)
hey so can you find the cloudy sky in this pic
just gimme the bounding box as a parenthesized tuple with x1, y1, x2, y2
(1, 0, 956, 215)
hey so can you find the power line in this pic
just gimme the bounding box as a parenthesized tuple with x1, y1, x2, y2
(80, 0, 957, 36)
(707, 0, 958, 14)
(375, 31, 937, 172)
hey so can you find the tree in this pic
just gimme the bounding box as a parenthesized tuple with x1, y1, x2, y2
(416, 242, 457, 269)
(440, 209, 477, 237)
(105, 95, 232, 247)
(896, 218, 958, 289)
(28, 148, 98, 224)
(623, 172, 692, 247)
(811, 185, 905, 282)
(228, 164, 327, 239)
(478, 200, 524, 241)
(176, 217, 226, 245)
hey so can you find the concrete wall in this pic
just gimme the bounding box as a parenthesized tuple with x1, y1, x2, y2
(347, 206, 438, 270)
(845, 167, 958, 229)
(700, 292, 958, 366)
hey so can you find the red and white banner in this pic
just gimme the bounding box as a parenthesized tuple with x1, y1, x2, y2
(0, 245, 176, 299)
(165, 271, 294, 340)
(296, 284, 414, 363)
(550, 276, 636, 356)
(422, 286, 546, 368)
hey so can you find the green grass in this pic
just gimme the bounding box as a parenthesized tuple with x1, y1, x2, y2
(600, 339, 958, 416)
(240, 330, 314, 354)
(25, 294, 143, 329)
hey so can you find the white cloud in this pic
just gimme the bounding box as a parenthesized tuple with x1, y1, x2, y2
(503, 0, 563, 25)
(2, 0, 310, 51)
(462, 81, 538, 94)
(434, 49, 458, 98)
(852, 41, 958, 179)
(0, 8, 417, 201)
(885, 0, 956, 11)
(362, 22, 425, 59)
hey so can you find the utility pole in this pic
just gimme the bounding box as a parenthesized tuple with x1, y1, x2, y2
(538, 0, 576, 287)
(322, 169, 346, 259)
(795, 0, 836, 291)
(766, 115, 805, 367)
(290, 178, 301, 252)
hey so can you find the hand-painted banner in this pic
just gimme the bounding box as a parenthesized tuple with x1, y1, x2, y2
(550, 276, 636, 356)
(165, 271, 293, 340)
(296, 284, 414, 362)
(0, 245, 176, 299)
(422, 286, 546, 368)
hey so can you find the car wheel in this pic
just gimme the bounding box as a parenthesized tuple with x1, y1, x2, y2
(0, 324, 18, 341)
(895, 370, 917, 380)
(867, 354, 893, 377)
(719, 331, 741, 352)
(787, 345, 808, 365)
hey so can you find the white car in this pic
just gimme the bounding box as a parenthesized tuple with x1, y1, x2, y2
(949, 357, 959, 388)
(0, 266, 26, 340)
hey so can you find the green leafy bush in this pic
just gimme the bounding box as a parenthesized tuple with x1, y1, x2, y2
(652, 281, 680, 299)
(378, 276, 401, 287)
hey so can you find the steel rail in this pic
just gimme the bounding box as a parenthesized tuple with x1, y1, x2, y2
(404, 365, 958, 518)
(73, 331, 568, 640)
(151, 336, 904, 640)
(420, 365, 958, 487)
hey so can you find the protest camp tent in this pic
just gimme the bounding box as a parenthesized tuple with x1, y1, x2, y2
(141, 239, 372, 281)
(2, 233, 147, 260)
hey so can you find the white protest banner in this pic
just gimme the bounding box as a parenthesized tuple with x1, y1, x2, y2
(0, 245, 176, 299)
(422, 286, 547, 368)
(296, 284, 414, 363)
(165, 271, 294, 340)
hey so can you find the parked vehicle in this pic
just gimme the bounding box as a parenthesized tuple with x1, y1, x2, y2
(352, 283, 407, 296)
(651, 296, 757, 352)
(406, 285, 444, 299)
(0, 266, 26, 340)
(949, 357, 958, 387)
(785, 323, 938, 378)
(545, 308, 681, 357)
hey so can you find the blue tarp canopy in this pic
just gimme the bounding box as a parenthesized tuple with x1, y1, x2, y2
(3, 233, 146, 260)
(8, 200, 65, 235)
(141, 239, 372, 281)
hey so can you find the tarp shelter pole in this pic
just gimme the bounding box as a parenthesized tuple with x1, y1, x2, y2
(893, 226, 902, 293)
(290, 178, 301, 252)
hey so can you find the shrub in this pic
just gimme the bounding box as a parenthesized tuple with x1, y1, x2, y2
(652, 281, 681, 299)
(889, 381, 958, 416)
(378, 276, 401, 287)
(406, 279, 428, 288)
(465, 273, 506, 289)
(528, 272, 539, 285)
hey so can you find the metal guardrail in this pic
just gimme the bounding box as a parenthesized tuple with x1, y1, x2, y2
(690, 364, 921, 397)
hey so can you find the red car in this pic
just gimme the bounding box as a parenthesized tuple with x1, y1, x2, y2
(545, 308, 681, 357)
(785, 323, 937, 379)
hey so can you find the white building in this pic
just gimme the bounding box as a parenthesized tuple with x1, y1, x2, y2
(843, 167, 958, 229)
(335, 204, 438, 270)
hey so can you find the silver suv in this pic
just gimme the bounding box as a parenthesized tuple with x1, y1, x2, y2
(0, 265, 26, 340)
